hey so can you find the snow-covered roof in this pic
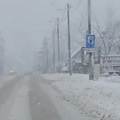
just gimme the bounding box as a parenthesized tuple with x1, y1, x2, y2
(101, 55, 120, 57)
(73, 60, 81, 63)
(71, 47, 81, 58)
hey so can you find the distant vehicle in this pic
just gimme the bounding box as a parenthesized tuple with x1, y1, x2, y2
(25, 71, 33, 75)
(9, 70, 17, 75)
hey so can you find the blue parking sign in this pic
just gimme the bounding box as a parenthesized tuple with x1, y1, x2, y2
(86, 35, 95, 48)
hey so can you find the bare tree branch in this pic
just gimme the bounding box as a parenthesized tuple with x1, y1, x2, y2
(93, 22, 107, 54)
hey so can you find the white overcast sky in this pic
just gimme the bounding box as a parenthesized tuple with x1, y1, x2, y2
(0, 0, 120, 72)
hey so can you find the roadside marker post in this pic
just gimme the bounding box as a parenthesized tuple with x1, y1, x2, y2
(86, 34, 95, 80)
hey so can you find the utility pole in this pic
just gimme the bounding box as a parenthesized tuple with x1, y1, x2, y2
(88, 0, 94, 80)
(98, 46, 101, 64)
(67, 4, 72, 76)
(53, 31, 55, 73)
(43, 39, 48, 73)
(57, 18, 60, 73)
(46, 43, 48, 73)
(42, 46, 45, 73)
(38, 51, 41, 74)
(88, 0, 91, 35)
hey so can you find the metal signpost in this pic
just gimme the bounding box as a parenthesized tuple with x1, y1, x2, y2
(86, 34, 95, 80)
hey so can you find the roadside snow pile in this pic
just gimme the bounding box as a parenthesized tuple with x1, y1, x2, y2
(42, 74, 89, 81)
(43, 74, 120, 120)
(100, 76, 120, 84)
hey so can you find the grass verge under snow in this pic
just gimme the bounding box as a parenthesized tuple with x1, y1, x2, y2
(42, 74, 120, 120)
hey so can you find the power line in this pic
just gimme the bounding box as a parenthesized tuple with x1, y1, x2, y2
(53, 21, 57, 34)
(56, 5, 67, 25)
(60, 9, 66, 22)
(2, 30, 54, 34)
(60, 15, 67, 25)
(56, 8, 67, 11)
(71, 0, 82, 7)
(62, 15, 67, 21)
(70, 0, 83, 12)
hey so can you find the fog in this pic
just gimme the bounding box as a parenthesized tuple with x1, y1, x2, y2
(0, 0, 120, 74)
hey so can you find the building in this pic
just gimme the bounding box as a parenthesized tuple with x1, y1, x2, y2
(63, 46, 101, 74)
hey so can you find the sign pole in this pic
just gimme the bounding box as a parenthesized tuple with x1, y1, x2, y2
(87, 0, 94, 80)
(86, 35, 95, 80)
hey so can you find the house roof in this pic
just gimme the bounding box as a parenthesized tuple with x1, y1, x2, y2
(71, 47, 81, 58)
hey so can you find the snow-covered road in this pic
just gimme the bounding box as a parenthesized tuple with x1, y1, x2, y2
(42, 74, 120, 120)
(0, 76, 31, 120)
(0, 75, 17, 89)
(0, 75, 96, 120)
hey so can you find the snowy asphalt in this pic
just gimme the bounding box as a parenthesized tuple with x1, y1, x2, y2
(0, 76, 98, 120)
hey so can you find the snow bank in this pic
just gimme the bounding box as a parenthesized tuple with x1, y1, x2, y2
(42, 74, 120, 120)
(41, 73, 89, 81)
